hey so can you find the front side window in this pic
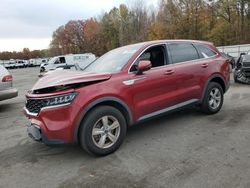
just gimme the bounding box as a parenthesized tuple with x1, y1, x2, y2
(59, 57, 66, 64)
(130, 45, 167, 72)
(168, 43, 199, 64)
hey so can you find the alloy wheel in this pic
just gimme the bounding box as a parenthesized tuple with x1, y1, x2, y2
(92, 115, 121, 149)
(209, 88, 222, 110)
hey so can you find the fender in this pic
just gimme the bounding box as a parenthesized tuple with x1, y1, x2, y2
(73, 96, 134, 143)
(201, 73, 229, 102)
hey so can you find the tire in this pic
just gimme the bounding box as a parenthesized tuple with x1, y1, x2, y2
(201, 82, 224, 114)
(40, 67, 45, 73)
(79, 106, 127, 156)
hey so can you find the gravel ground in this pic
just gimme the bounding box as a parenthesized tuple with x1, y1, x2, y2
(0, 67, 250, 188)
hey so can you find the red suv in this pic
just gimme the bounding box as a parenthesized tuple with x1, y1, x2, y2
(24, 40, 230, 156)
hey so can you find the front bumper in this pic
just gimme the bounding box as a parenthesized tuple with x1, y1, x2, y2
(24, 101, 82, 144)
(241, 67, 250, 77)
(27, 123, 65, 145)
(0, 88, 18, 101)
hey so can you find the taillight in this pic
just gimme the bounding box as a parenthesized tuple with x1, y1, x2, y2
(2, 75, 13, 82)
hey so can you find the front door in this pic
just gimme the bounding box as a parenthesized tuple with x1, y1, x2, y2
(127, 44, 179, 121)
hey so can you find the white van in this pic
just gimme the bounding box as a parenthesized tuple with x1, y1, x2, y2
(40, 53, 96, 72)
(29, 59, 36, 67)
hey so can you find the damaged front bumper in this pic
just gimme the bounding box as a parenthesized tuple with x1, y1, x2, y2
(27, 123, 65, 145)
(27, 124, 42, 141)
(234, 69, 250, 84)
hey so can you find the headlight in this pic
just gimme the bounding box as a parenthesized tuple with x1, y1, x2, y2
(44, 92, 78, 107)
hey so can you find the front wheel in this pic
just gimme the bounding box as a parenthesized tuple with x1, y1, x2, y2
(200, 82, 224, 114)
(40, 67, 45, 73)
(79, 106, 127, 156)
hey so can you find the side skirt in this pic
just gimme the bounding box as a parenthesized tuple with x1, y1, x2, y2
(138, 99, 199, 122)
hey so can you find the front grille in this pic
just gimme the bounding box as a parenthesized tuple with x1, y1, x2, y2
(26, 98, 47, 114)
(243, 61, 250, 67)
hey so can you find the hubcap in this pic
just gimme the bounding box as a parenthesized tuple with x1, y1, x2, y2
(92, 116, 120, 149)
(209, 88, 221, 110)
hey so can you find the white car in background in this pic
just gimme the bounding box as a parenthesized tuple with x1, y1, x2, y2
(0, 65, 18, 101)
(16, 60, 26, 68)
(23, 60, 29, 67)
(4, 60, 17, 69)
(40, 53, 96, 72)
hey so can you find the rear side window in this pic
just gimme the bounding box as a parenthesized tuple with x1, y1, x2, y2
(195, 44, 217, 58)
(168, 43, 199, 64)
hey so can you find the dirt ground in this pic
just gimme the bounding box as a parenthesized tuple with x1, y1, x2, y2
(0, 67, 250, 188)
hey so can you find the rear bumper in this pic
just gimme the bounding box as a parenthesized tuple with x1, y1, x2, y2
(0, 88, 18, 101)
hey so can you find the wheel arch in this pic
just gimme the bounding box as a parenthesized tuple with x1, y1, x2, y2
(73, 97, 134, 144)
(201, 74, 227, 102)
(210, 76, 226, 93)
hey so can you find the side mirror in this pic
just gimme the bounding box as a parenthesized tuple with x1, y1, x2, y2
(240, 52, 246, 56)
(137, 60, 152, 75)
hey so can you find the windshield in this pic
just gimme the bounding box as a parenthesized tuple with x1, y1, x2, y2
(47, 57, 57, 64)
(84, 44, 143, 73)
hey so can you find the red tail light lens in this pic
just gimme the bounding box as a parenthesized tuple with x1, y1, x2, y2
(2, 75, 13, 82)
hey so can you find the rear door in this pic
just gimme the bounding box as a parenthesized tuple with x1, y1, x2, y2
(166, 42, 205, 103)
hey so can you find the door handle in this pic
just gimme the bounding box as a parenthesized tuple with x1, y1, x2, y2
(201, 63, 209, 68)
(164, 69, 175, 75)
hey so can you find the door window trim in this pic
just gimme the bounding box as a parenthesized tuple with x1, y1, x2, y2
(166, 42, 219, 65)
(128, 43, 170, 74)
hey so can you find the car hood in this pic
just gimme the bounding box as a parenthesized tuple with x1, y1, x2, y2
(32, 70, 112, 90)
(243, 54, 250, 62)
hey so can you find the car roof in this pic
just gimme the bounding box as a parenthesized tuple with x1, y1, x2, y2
(138, 39, 214, 47)
(119, 40, 215, 52)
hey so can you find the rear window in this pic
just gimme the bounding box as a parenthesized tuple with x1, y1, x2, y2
(168, 43, 199, 64)
(195, 44, 217, 58)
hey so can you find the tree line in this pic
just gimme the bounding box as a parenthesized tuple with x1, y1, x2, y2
(1, 0, 250, 60)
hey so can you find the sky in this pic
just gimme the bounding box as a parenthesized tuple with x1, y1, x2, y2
(0, 0, 158, 52)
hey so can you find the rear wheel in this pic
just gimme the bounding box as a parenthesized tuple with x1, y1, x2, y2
(201, 82, 224, 114)
(79, 106, 127, 156)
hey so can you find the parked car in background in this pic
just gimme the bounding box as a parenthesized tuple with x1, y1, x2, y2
(24, 40, 230, 156)
(40, 53, 96, 73)
(38, 63, 83, 77)
(29, 59, 36, 67)
(16, 60, 26, 68)
(3, 61, 11, 69)
(234, 50, 250, 84)
(5, 60, 17, 69)
(35, 59, 43, 66)
(0, 65, 18, 101)
(41, 58, 48, 64)
(23, 60, 29, 67)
